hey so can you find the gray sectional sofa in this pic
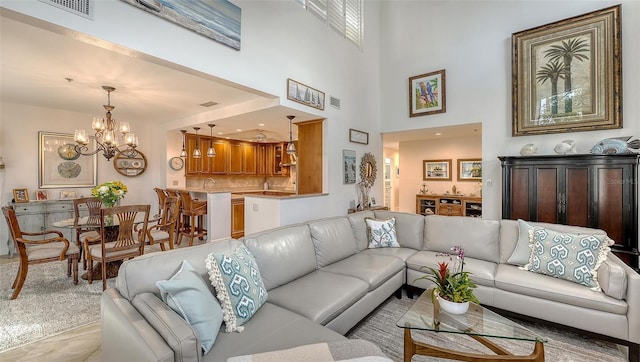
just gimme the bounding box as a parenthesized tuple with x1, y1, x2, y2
(102, 211, 640, 362)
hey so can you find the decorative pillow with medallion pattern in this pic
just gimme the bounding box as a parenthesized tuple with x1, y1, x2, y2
(522, 226, 613, 291)
(205, 245, 267, 333)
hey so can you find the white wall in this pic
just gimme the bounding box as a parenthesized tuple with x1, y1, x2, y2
(398, 135, 482, 213)
(379, 0, 640, 219)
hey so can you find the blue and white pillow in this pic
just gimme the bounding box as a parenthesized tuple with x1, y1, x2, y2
(365, 217, 400, 248)
(205, 245, 267, 332)
(522, 226, 613, 291)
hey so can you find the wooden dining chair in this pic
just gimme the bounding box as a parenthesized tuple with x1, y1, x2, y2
(85, 204, 150, 290)
(153, 187, 167, 219)
(2, 206, 79, 300)
(73, 196, 103, 270)
(145, 196, 181, 251)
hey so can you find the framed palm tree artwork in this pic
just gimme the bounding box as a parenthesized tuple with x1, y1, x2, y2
(512, 5, 621, 136)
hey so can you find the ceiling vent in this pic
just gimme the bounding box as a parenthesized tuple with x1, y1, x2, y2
(329, 96, 341, 109)
(39, 0, 93, 19)
(199, 101, 219, 107)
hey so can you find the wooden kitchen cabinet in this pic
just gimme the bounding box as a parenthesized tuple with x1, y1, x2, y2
(499, 154, 639, 269)
(229, 141, 257, 175)
(297, 119, 323, 194)
(231, 198, 245, 239)
(257, 144, 273, 175)
(185, 133, 211, 175)
(243, 143, 257, 175)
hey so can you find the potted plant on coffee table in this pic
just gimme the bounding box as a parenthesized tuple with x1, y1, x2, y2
(415, 246, 479, 314)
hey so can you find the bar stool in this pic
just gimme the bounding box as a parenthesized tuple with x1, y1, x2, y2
(153, 187, 167, 219)
(177, 190, 207, 246)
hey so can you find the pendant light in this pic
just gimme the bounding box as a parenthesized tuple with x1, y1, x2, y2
(193, 127, 202, 159)
(179, 130, 187, 157)
(286, 115, 296, 155)
(207, 124, 216, 157)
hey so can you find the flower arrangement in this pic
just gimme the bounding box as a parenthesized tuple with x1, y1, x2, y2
(91, 180, 127, 207)
(415, 245, 479, 304)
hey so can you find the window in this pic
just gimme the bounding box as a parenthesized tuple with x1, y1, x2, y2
(295, 0, 363, 49)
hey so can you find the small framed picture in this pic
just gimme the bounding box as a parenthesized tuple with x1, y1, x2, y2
(36, 190, 49, 201)
(457, 159, 482, 181)
(423, 159, 452, 181)
(409, 69, 446, 117)
(343, 149, 356, 184)
(349, 129, 369, 145)
(13, 188, 29, 203)
(287, 78, 325, 110)
(60, 190, 78, 200)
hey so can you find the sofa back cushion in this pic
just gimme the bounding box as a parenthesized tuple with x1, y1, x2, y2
(499, 219, 607, 264)
(307, 217, 358, 268)
(243, 225, 317, 291)
(116, 238, 243, 301)
(424, 215, 500, 263)
(347, 211, 376, 251)
(374, 211, 425, 250)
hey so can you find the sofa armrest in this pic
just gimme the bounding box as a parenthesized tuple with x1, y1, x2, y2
(132, 293, 201, 362)
(101, 288, 174, 362)
(609, 254, 640, 344)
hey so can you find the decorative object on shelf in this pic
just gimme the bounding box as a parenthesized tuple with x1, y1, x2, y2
(13, 188, 29, 203)
(420, 183, 429, 194)
(91, 180, 127, 208)
(60, 191, 77, 199)
(120, 0, 241, 51)
(287, 78, 325, 110)
(520, 143, 537, 156)
(414, 246, 479, 314)
(457, 159, 482, 181)
(512, 5, 621, 136)
(553, 140, 577, 155)
(39, 132, 97, 188)
(114, 150, 147, 177)
(73, 86, 139, 161)
(36, 190, 48, 201)
(179, 130, 188, 157)
(206, 124, 217, 157)
(349, 128, 369, 145)
(451, 185, 457, 195)
(192, 127, 202, 159)
(423, 159, 452, 181)
(0, 157, 5, 169)
(169, 156, 184, 171)
(286, 115, 296, 155)
(342, 149, 356, 184)
(590, 136, 640, 155)
(409, 69, 446, 117)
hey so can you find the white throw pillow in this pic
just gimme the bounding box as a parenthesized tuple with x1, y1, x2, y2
(365, 217, 400, 248)
(507, 219, 534, 266)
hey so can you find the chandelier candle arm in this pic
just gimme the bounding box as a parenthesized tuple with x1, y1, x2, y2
(73, 86, 138, 161)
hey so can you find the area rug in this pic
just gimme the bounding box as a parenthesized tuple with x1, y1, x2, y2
(347, 293, 627, 361)
(0, 260, 114, 352)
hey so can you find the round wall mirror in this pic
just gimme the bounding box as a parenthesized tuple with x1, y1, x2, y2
(359, 152, 377, 187)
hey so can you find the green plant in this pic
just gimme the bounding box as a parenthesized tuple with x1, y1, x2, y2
(415, 246, 479, 304)
(91, 180, 127, 207)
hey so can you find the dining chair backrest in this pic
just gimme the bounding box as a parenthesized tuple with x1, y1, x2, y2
(153, 188, 168, 217)
(100, 204, 150, 251)
(3, 206, 23, 245)
(73, 197, 102, 226)
(162, 196, 181, 229)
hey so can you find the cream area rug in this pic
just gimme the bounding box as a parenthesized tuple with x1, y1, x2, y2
(0, 260, 115, 352)
(347, 292, 627, 362)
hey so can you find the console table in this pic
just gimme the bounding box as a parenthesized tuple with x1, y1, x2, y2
(6, 200, 74, 256)
(416, 194, 482, 217)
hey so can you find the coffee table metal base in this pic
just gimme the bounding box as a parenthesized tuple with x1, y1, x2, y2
(404, 329, 545, 362)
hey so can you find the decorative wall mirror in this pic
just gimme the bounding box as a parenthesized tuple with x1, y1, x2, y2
(359, 152, 377, 187)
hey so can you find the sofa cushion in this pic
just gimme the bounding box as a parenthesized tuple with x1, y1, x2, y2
(407, 250, 496, 288)
(321, 253, 405, 290)
(424, 215, 500, 263)
(365, 217, 399, 248)
(347, 211, 376, 251)
(597, 258, 628, 300)
(308, 218, 358, 268)
(205, 245, 268, 332)
(506, 219, 534, 266)
(495, 264, 627, 315)
(156, 260, 223, 355)
(499, 219, 607, 264)
(374, 211, 425, 250)
(208, 302, 347, 361)
(267, 270, 368, 325)
(243, 225, 317, 291)
(523, 227, 613, 290)
(359, 247, 418, 263)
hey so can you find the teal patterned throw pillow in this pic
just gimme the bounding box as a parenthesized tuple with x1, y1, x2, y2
(205, 245, 267, 332)
(365, 217, 400, 248)
(522, 226, 613, 291)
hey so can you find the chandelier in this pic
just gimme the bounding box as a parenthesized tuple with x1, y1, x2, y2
(74, 86, 138, 161)
(286, 115, 296, 155)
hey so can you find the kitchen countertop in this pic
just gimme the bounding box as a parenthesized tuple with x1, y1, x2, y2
(167, 188, 300, 199)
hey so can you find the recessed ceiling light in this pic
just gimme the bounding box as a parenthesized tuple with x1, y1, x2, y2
(236, 129, 242, 132)
(435, 132, 442, 136)
(217, 132, 223, 135)
(258, 123, 265, 126)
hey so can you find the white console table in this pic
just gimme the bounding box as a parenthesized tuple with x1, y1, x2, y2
(6, 200, 75, 257)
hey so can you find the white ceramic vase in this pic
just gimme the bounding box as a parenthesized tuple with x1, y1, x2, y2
(437, 295, 469, 314)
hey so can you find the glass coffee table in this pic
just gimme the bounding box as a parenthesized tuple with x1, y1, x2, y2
(396, 289, 546, 361)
